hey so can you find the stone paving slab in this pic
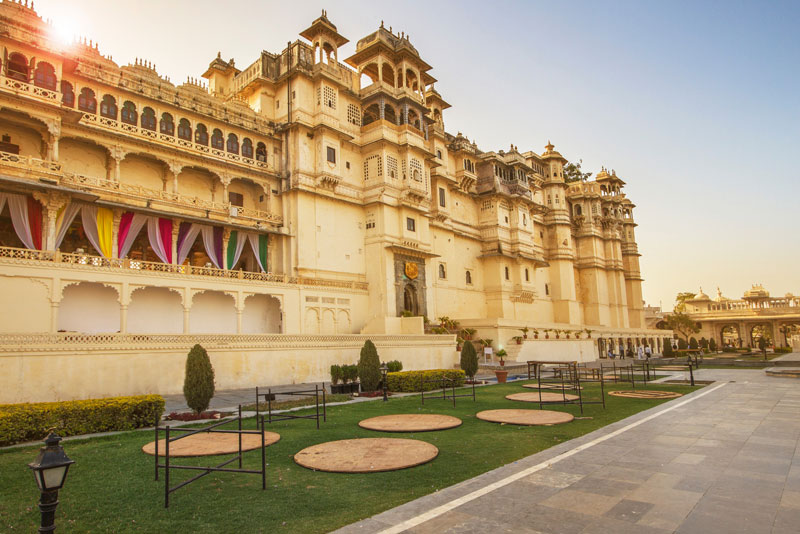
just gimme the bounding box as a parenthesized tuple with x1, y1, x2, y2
(332, 369, 800, 534)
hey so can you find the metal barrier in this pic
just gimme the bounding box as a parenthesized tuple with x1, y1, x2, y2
(421, 376, 476, 407)
(255, 384, 327, 429)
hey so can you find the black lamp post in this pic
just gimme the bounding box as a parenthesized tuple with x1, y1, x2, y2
(28, 433, 74, 534)
(380, 363, 389, 402)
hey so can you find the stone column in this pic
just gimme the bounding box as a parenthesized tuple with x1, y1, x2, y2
(120, 304, 128, 334)
(50, 301, 59, 333)
(236, 292, 244, 334)
(379, 96, 385, 121)
(169, 162, 182, 194)
(171, 219, 180, 265)
(33, 191, 67, 251)
(111, 209, 121, 259)
(402, 102, 409, 125)
(222, 228, 231, 270)
(45, 120, 61, 161)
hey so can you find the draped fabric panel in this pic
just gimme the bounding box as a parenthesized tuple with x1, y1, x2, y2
(147, 217, 172, 264)
(7, 193, 35, 249)
(225, 230, 247, 270)
(176, 222, 202, 265)
(248, 233, 268, 273)
(26, 196, 42, 250)
(158, 218, 173, 264)
(54, 202, 81, 250)
(117, 212, 148, 259)
(201, 225, 224, 268)
(81, 206, 113, 258)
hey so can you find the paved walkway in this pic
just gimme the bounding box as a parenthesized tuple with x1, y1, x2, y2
(163, 381, 330, 412)
(334, 369, 800, 534)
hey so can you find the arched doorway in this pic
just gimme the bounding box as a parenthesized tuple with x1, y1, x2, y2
(750, 324, 772, 348)
(403, 284, 418, 316)
(720, 324, 740, 348)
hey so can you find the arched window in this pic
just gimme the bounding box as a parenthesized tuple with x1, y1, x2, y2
(211, 129, 224, 149)
(574, 204, 582, 216)
(100, 95, 117, 119)
(60, 81, 74, 107)
(241, 138, 253, 159)
(159, 113, 174, 135)
(255, 142, 267, 162)
(466, 271, 472, 285)
(121, 101, 137, 125)
(525, 268, 530, 282)
(177, 118, 191, 140)
(195, 123, 208, 145)
(504, 266, 510, 280)
(226, 133, 239, 154)
(141, 107, 156, 130)
(438, 264, 446, 279)
(7, 52, 28, 82)
(33, 62, 56, 90)
(77, 88, 96, 113)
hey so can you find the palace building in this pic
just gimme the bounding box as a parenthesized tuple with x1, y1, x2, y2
(0, 2, 668, 402)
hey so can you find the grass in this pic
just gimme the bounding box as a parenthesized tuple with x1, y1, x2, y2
(241, 394, 353, 412)
(0, 380, 700, 533)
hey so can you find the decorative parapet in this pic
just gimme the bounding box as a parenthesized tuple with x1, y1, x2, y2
(0, 333, 454, 352)
(0, 246, 368, 291)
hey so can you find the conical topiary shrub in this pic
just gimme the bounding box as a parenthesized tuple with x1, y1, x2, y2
(460, 340, 478, 380)
(183, 344, 215, 414)
(357, 339, 381, 391)
(663, 342, 674, 357)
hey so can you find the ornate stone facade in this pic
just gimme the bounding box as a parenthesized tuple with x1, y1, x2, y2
(0, 3, 669, 400)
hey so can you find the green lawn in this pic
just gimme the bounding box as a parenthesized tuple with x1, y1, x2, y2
(0, 380, 700, 533)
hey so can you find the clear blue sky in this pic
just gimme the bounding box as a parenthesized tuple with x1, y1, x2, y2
(36, 0, 800, 309)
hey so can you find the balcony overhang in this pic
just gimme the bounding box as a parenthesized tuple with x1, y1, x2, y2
(0, 174, 99, 201)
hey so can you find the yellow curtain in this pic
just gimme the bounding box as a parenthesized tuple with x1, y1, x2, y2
(96, 207, 114, 258)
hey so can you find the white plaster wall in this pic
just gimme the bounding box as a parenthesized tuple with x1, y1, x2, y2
(128, 287, 182, 334)
(0, 276, 50, 333)
(59, 138, 106, 177)
(120, 155, 164, 191)
(0, 338, 459, 402)
(58, 282, 120, 333)
(189, 291, 236, 333)
(242, 294, 281, 334)
(178, 168, 215, 201)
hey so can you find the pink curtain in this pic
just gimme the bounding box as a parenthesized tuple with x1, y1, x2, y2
(177, 222, 202, 265)
(117, 212, 148, 259)
(146, 217, 172, 264)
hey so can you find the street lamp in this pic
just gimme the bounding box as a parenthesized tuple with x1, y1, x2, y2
(380, 363, 389, 402)
(28, 433, 74, 534)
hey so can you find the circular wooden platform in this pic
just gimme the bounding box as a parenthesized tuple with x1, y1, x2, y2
(506, 392, 579, 403)
(294, 438, 438, 473)
(477, 409, 574, 426)
(142, 431, 280, 457)
(358, 414, 462, 432)
(522, 383, 583, 390)
(608, 390, 683, 399)
(655, 366, 690, 371)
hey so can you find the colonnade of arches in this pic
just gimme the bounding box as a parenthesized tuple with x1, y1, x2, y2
(718, 322, 798, 348)
(56, 282, 281, 334)
(361, 101, 423, 131)
(597, 336, 669, 358)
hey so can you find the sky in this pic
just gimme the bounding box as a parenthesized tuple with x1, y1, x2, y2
(32, 0, 800, 310)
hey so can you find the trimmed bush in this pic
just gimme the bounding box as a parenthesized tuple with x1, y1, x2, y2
(386, 360, 403, 373)
(699, 337, 708, 349)
(689, 337, 698, 349)
(358, 340, 381, 391)
(678, 338, 688, 350)
(184, 344, 215, 414)
(460, 340, 478, 379)
(344, 364, 359, 383)
(386, 370, 466, 392)
(663, 343, 674, 357)
(709, 338, 717, 352)
(0, 395, 164, 446)
(330, 364, 342, 385)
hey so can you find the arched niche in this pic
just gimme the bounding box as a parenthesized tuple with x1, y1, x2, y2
(60, 137, 109, 178)
(58, 282, 120, 333)
(321, 309, 335, 334)
(336, 310, 351, 334)
(127, 286, 183, 334)
(120, 153, 168, 192)
(0, 110, 46, 158)
(189, 290, 236, 334)
(178, 166, 218, 202)
(242, 294, 281, 334)
(0, 275, 49, 333)
(359, 63, 379, 90)
(304, 308, 320, 334)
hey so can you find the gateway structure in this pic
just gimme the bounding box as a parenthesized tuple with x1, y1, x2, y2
(0, 3, 667, 402)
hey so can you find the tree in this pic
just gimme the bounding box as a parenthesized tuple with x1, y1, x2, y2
(678, 338, 688, 350)
(665, 312, 701, 341)
(183, 344, 215, 414)
(674, 292, 697, 313)
(563, 160, 592, 183)
(699, 337, 709, 350)
(663, 342, 674, 357)
(460, 341, 478, 380)
(709, 338, 717, 352)
(357, 339, 381, 391)
(689, 337, 698, 349)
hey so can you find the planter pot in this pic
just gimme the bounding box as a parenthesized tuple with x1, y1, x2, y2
(523, 334, 528, 339)
(495, 370, 508, 383)
(534, 334, 539, 339)
(516, 339, 522, 345)
(330, 383, 347, 395)
(457, 345, 463, 351)
(349, 382, 361, 394)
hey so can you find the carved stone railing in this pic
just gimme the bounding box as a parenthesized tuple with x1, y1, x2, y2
(0, 332, 453, 351)
(705, 298, 800, 313)
(0, 150, 62, 174)
(0, 75, 60, 104)
(0, 246, 369, 291)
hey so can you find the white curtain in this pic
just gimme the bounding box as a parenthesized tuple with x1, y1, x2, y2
(80, 205, 103, 257)
(118, 213, 148, 259)
(227, 231, 247, 269)
(6, 193, 35, 249)
(53, 202, 81, 250)
(147, 217, 169, 264)
(177, 223, 202, 265)
(201, 225, 221, 268)
(248, 233, 266, 273)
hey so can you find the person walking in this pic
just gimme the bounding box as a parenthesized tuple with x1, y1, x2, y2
(645, 345, 652, 359)
(637, 345, 644, 360)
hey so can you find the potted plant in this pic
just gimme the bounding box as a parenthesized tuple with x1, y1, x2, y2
(456, 336, 464, 351)
(585, 328, 593, 339)
(554, 329, 562, 339)
(544, 329, 550, 339)
(483, 338, 494, 348)
(345, 364, 360, 393)
(533, 329, 539, 339)
(330, 364, 345, 394)
(520, 327, 529, 339)
(496, 348, 507, 366)
(494, 349, 508, 383)
(513, 335, 523, 345)
(462, 328, 476, 340)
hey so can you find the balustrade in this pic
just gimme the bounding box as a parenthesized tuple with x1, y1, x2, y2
(0, 245, 368, 291)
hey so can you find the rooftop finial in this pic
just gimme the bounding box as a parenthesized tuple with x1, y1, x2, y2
(380, 20, 384, 28)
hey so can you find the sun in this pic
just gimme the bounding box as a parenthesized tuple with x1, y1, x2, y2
(50, 16, 80, 47)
